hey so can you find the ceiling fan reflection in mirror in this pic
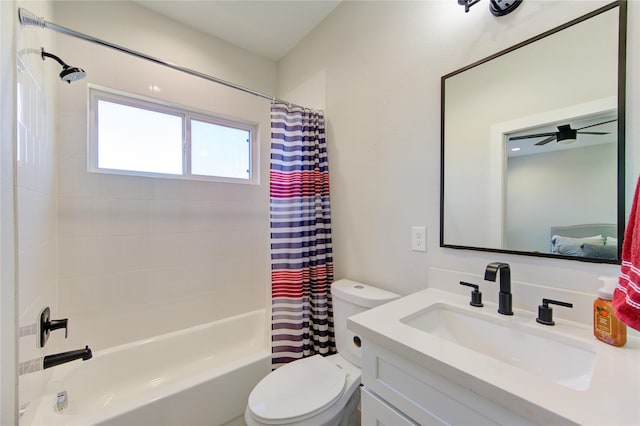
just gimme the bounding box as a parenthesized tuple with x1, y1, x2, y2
(508, 119, 616, 146)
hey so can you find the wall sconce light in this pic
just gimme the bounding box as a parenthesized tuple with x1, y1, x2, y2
(458, 0, 523, 16)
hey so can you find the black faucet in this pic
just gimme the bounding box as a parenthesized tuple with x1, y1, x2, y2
(484, 262, 513, 315)
(43, 345, 92, 370)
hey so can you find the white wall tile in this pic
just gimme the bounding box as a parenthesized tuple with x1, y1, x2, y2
(51, 1, 273, 351)
(15, 0, 59, 417)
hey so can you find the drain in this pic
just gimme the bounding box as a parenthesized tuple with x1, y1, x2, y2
(55, 391, 68, 412)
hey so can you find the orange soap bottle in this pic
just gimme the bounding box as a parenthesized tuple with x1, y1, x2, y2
(593, 276, 627, 347)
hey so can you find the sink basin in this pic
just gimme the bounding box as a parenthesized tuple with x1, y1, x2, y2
(400, 303, 596, 391)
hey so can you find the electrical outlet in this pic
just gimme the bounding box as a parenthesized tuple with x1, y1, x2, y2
(411, 226, 426, 252)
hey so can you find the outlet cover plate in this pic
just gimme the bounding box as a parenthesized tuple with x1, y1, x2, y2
(412, 226, 426, 252)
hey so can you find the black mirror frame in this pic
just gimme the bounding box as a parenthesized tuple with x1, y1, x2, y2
(440, 1, 627, 264)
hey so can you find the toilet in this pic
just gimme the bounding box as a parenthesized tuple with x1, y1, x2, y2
(245, 279, 400, 426)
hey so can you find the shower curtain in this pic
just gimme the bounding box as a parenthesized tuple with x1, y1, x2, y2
(270, 103, 335, 369)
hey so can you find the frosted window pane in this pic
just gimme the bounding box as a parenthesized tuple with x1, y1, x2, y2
(97, 100, 183, 175)
(191, 119, 250, 179)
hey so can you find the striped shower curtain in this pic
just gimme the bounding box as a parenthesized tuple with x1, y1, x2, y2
(270, 103, 335, 369)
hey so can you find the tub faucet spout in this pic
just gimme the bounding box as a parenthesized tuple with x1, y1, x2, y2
(43, 345, 92, 369)
(484, 262, 513, 315)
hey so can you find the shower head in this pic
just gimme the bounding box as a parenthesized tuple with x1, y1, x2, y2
(41, 48, 86, 84)
(59, 65, 87, 84)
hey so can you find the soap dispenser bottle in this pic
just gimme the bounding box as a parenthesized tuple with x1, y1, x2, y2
(593, 276, 627, 347)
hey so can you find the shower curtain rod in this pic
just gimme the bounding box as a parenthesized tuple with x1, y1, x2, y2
(17, 8, 303, 109)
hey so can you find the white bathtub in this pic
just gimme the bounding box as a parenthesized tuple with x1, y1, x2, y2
(30, 309, 271, 426)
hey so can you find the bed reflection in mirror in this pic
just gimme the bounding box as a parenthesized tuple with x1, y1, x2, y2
(505, 110, 618, 259)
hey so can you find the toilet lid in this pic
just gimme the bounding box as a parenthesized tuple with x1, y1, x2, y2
(248, 354, 346, 424)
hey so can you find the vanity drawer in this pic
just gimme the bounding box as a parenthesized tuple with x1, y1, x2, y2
(361, 341, 537, 426)
(361, 387, 419, 426)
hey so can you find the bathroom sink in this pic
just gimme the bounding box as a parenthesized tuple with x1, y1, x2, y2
(400, 303, 596, 391)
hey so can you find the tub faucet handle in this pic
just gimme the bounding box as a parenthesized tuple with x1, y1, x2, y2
(40, 307, 69, 347)
(49, 318, 68, 337)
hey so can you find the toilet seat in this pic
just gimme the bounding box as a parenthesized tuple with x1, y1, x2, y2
(247, 355, 347, 424)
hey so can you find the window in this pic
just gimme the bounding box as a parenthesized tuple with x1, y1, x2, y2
(191, 119, 250, 179)
(88, 86, 257, 183)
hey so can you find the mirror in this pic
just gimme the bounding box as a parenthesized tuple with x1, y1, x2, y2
(440, 1, 626, 264)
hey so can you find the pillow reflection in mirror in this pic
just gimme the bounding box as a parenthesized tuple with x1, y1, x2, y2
(556, 244, 585, 256)
(583, 243, 618, 260)
(606, 236, 618, 245)
(551, 234, 604, 254)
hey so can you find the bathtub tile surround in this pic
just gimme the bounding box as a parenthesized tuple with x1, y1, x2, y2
(18, 358, 42, 376)
(52, 0, 273, 352)
(13, 0, 276, 422)
(54, 46, 271, 350)
(14, 0, 60, 423)
(29, 310, 270, 426)
(18, 323, 37, 338)
(0, 1, 17, 418)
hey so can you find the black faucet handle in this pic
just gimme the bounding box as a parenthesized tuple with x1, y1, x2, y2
(40, 307, 69, 347)
(536, 298, 573, 326)
(48, 318, 69, 338)
(459, 281, 484, 307)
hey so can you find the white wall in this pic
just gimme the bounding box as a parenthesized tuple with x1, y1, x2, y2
(0, 1, 18, 424)
(277, 1, 639, 305)
(50, 0, 276, 351)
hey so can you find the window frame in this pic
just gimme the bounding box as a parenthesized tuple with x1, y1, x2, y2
(88, 84, 258, 184)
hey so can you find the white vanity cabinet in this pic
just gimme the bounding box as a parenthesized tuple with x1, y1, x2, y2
(359, 340, 548, 426)
(360, 387, 417, 426)
(349, 288, 640, 426)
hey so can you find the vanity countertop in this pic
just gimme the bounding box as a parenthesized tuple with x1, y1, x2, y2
(348, 288, 640, 426)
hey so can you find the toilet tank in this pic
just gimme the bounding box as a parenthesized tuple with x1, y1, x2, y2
(331, 279, 400, 367)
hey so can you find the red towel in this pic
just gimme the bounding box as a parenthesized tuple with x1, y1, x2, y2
(614, 176, 640, 331)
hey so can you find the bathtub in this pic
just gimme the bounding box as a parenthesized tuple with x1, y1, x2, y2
(30, 309, 271, 426)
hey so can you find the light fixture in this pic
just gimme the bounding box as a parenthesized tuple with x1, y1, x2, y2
(458, 0, 523, 16)
(556, 125, 578, 144)
(458, 0, 481, 13)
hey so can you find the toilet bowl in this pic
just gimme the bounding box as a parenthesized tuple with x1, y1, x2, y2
(245, 354, 360, 426)
(245, 280, 400, 426)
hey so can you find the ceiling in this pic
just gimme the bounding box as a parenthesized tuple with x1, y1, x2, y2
(133, 0, 342, 61)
